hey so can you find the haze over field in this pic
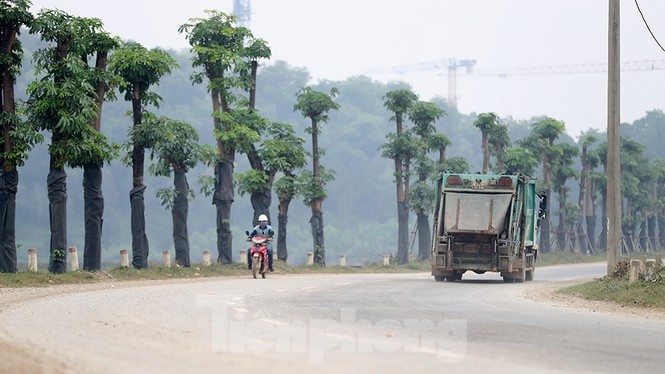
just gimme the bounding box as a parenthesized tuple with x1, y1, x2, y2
(30, 0, 665, 137)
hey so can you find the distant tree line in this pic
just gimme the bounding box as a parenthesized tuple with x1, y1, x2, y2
(2, 1, 665, 274)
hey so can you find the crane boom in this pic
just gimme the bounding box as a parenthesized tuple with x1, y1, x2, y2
(365, 58, 476, 107)
(473, 59, 665, 77)
(365, 58, 665, 106)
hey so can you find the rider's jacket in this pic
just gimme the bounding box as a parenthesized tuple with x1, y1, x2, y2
(249, 224, 274, 239)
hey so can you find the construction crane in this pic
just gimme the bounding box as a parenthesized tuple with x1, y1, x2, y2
(365, 58, 476, 107)
(233, 0, 251, 27)
(472, 59, 665, 77)
(366, 59, 665, 106)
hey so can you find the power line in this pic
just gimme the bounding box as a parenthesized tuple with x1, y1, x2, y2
(635, 0, 665, 52)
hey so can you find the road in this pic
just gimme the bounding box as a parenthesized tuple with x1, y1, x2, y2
(1, 263, 665, 373)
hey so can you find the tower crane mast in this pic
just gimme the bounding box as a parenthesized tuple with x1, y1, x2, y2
(366, 58, 476, 107)
(233, 0, 251, 27)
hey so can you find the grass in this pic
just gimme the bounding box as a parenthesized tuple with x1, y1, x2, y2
(559, 258, 665, 310)
(559, 277, 665, 310)
(0, 260, 432, 288)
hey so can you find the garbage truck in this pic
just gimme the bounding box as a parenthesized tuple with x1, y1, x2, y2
(430, 173, 544, 283)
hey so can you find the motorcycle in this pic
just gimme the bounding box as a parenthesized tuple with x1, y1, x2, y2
(246, 231, 270, 279)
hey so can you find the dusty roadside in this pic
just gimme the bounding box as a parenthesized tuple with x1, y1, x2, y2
(0, 279, 200, 373)
(0, 284, 104, 373)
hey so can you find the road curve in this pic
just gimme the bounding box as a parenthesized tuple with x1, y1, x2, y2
(1, 263, 664, 373)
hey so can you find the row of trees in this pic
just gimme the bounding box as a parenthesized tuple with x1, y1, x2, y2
(0, 3, 339, 273)
(378, 80, 665, 261)
(466, 108, 665, 256)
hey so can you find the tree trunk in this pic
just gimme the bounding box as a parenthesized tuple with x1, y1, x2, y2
(577, 223, 588, 254)
(82, 51, 108, 270)
(0, 29, 18, 273)
(214, 160, 234, 264)
(0, 171, 18, 273)
(130, 185, 149, 268)
(417, 211, 430, 260)
(172, 170, 190, 267)
(277, 198, 290, 261)
(249, 60, 257, 110)
(312, 120, 319, 178)
(310, 199, 325, 266)
(622, 223, 633, 254)
(82, 164, 103, 270)
(557, 186, 566, 251)
(396, 200, 410, 264)
(481, 131, 489, 174)
(130, 84, 149, 268)
(47, 167, 67, 273)
(540, 155, 552, 252)
(586, 214, 596, 252)
(647, 215, 657, 251)
(250, 188, 271, 227)
(658, 216, 665, 250)
(639, 219, 648, 252)
(90, 51, 107, 132)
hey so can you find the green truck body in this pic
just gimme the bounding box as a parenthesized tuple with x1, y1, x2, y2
(430, 173, 543, 282)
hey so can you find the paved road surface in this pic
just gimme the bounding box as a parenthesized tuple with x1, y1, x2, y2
(1, 263, 664, 373)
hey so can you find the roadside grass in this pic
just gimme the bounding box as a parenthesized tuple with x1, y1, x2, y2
(0, 259, 432, 288)
(559, 276, 665, 310)
(0, 251, 634, 289)
(559, 259, 665, 310)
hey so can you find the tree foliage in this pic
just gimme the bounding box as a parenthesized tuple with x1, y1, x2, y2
(108, 42, 177, 108)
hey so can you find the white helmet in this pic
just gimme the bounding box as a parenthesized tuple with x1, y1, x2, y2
(258, 214, 268, 222)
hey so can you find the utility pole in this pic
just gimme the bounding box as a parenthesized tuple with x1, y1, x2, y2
(607, 0, 621, 275)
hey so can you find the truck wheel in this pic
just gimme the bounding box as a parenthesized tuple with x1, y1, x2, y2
(445, 276, 456, 282)
(514, 267, 526, 283)
(503, 277, 514, 283)
(434, 276, 445, 282)
(526, 269, 534, 281)
(454, 272, 463, 280)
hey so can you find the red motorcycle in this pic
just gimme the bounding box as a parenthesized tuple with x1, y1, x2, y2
(246, 234, 270, 279)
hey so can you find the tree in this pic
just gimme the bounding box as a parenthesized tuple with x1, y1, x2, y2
(78, 24, 120, 271)
(408, 100, 445, 260)
(429, 132, 451, 166)
(618, 138, 649, 253)
(27, 10, 118, 273)
(142, 115, 216, 267)
(577, 133, 597, 253)
(237, 36, 273, 225)
(503, 147, 539, 176)
(519, 117, 566, 252)
(381, 88, 418, 264)
(179, 11, 255, 264)
(108, 41, 177, 269)
(488, 123, 510, 172)
(293, 87, 340, 266)
(473, 112, 498, 174)
(652, 158, 665, 250)
(551, 143, 579, 251)
(0, 0, 38, 273)
(439, 156, 470, 174)
(237, 122, 306, 261)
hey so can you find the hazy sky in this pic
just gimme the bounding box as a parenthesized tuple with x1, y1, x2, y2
(28, 0, 665, 137)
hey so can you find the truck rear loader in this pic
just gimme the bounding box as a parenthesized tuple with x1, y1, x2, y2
(430, 173, 545, 283)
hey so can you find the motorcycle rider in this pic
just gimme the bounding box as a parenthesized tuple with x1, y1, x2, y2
(247, 214, 274, 271)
